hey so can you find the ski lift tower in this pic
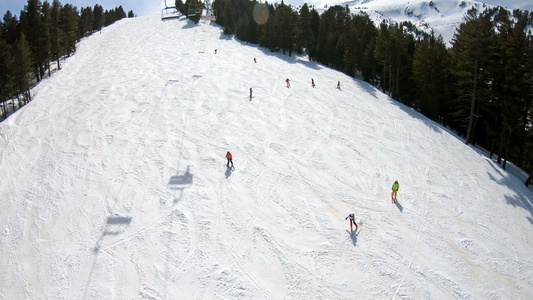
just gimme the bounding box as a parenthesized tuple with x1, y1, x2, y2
(201, 0, 217, 22)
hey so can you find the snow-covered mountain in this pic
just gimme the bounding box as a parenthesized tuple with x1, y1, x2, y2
(346, 0, 491, 43)
(1, 14, 533, 299)
(298, 0, 492, 44)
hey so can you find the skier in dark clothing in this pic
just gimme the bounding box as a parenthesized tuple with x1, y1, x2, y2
(345, 213, 357, 231)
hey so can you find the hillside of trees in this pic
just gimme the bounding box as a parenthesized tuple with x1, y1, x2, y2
(0, 0, 134, 120)
(200, 0, 533, 185)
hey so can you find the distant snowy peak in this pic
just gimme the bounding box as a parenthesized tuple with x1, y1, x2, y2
(339, 0, 495, 44)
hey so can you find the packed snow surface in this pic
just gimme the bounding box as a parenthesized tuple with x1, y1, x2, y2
(1, 14, 533, 299)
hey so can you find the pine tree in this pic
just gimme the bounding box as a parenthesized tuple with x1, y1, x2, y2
(93, 4, 104, 32)
(59, 3, 79, 57)
(22, 0, 45, 81)
(524, 31, 533, 184)
(413, 33, 449, 121)
(273, 2, 297, 56)
(50, 0, 62, 71)
(307, 8, 319, 60)
(374, 20, 392, 95)
(492, 16, 530, 168)
(3, 11, 21, 45)
(342, 14, 378, 81)
(13, 33, 33, 107)
(0, 27, 15, 118)
(315, 5, 349, 69)
(258, 3, 277, 51)
(449, 8, 494, 145)
(41, 1, 52, 77)
(222, 0, 237, 33)
(296, 3, 313, 56)
(79, 6, 94, 37)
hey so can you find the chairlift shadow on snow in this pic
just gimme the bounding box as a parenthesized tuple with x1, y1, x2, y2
(86, 213, 133, 300)
(168, 165, 193, 203)
(93, 215, 133, 253)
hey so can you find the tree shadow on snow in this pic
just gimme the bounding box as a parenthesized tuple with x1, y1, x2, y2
(181, 19, 200, 29)
(483, 159, 533, 227)
(220, 35, 323, 70)
(386, 97, 447, 135)
(504, 193, 533, 226)
(347, 77, 379, 99)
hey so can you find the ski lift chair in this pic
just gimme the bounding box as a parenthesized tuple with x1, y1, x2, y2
(161, 6, 181, 20)
(187, 5, 202, 17)
(161, 0, 181, 20)
(201, 9, 217, 22)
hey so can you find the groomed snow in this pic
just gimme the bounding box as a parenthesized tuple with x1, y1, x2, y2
(0, 14, 533, 299)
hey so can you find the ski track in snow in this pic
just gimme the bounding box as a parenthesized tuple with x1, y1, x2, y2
(0, 14, 533, 299)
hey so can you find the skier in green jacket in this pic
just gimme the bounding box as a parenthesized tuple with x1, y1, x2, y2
(391, 180, 399, 203)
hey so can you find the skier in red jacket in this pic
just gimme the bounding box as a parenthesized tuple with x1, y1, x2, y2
(226, 151, 233, 168)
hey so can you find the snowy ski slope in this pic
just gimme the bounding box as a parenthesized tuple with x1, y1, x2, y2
(0, 14, 533, 299)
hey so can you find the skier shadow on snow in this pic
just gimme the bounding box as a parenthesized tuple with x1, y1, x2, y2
(225, 165, 234, 179)
(395, 200, 403, 212)
(347, 228, 358, 246)
(168, 165, 193, 204)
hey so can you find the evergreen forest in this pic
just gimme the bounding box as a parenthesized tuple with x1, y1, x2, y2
(0, 0, 133, 119)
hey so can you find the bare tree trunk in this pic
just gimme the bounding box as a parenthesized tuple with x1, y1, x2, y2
(395, 55, 400, 97)
(1, 100, 6, 119)
(465, 58, 478, 145)
(525, 172, 533, 186)
(388, 64, 392, 96)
